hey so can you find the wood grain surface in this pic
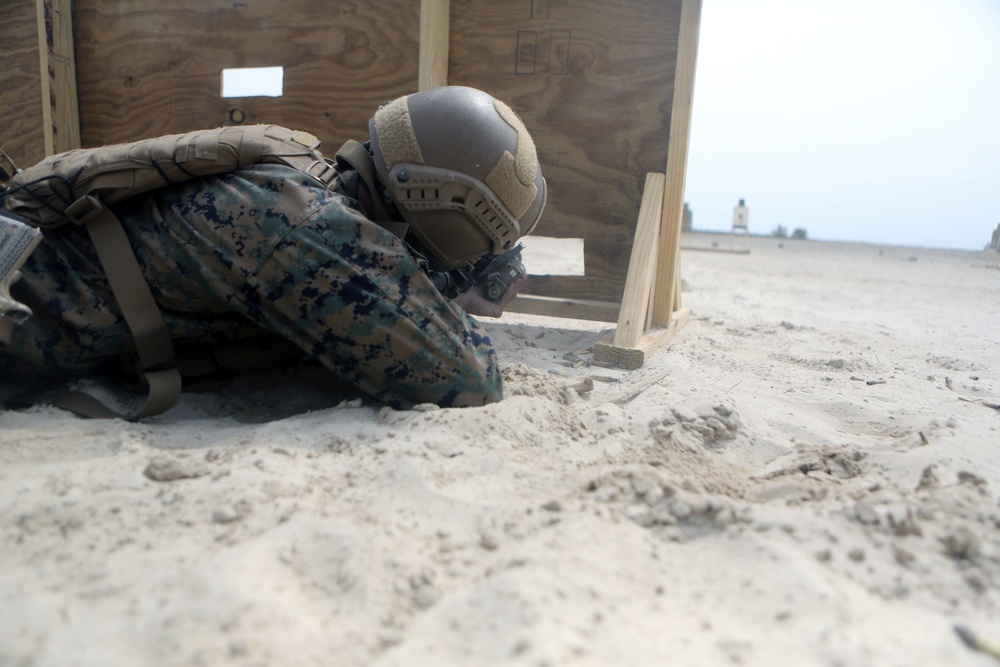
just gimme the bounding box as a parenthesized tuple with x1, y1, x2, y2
(449, 0, 681, 306)
(73, 0, 420, 151)
(1, 1, 47, 168)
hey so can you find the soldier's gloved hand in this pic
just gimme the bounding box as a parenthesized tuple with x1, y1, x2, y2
(452, 273, 527, 319)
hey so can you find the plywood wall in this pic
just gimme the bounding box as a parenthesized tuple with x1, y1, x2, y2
(1, 1, 47, 168)
(2, 0, 691, 321)
(73, 0, 420, 152)
(449, 0, 679, 306)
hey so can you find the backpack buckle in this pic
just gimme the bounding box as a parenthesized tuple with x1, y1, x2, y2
(306, 159, 338, 187)
(65, 195, 106, 225)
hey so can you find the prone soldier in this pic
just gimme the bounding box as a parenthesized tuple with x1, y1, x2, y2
(0, 86, 546, 415)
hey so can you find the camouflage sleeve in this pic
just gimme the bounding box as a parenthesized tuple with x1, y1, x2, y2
(232, 204, 504, 409)
(149, 164, 502, 409)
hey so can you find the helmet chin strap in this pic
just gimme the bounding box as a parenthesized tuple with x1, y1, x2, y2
(335, 140, 409, 240)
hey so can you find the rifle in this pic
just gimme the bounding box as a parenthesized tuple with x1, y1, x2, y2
(0, 208, 42, 335)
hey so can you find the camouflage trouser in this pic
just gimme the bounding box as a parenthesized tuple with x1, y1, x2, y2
(0, 164, 502, 408)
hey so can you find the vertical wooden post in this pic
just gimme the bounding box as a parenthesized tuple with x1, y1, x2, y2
(419, 0, 450, 90)
(651, 0, 702, 326)
(36, 0, 81, 155)
(673, 241, 683, 305)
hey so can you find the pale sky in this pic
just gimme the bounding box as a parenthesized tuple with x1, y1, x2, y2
(684, 0, 1000, 250)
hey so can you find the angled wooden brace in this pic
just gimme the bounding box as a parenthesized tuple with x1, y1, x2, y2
(593, 174, 691, 369)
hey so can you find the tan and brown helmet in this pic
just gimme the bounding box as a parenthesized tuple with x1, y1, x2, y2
(369, 86, 547, 269)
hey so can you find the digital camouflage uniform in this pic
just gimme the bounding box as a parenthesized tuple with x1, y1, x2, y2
(0, 164, 502, 408)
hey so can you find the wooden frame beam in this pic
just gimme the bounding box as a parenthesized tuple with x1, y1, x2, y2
(419, 0, 450, 90)
(36, 0, 80, 155)
(652, 0, 702, 326)
(507, 294, 620, 322)
(594, 309, 691, 370)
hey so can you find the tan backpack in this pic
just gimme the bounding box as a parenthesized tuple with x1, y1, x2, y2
(0, 125, 343, 419)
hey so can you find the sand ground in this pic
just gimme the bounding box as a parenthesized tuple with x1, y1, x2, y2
(2, 232, 999, 666)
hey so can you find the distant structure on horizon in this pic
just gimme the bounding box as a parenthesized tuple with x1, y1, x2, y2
(732, 198, 749, 235)
(989, 223, 1000, 269)
(682, 202, 692, 232)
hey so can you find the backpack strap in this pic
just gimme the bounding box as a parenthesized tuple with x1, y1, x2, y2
(335, 140, 409, 240)
(56, 195, 182, 419)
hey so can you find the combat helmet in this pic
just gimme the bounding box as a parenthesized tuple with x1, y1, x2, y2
(369, 86, 547, 269)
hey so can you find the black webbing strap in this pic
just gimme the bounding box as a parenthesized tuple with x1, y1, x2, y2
(334, 140, 409, 239)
